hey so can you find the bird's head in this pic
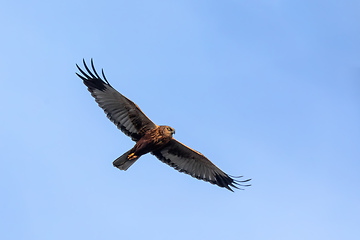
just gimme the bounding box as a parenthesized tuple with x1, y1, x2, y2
(162, 126, 175, 137)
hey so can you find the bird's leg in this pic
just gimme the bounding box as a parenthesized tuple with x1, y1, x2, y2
(127, 152, 137, 160)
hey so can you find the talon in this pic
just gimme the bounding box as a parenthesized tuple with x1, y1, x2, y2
(127, 153, 137, 160)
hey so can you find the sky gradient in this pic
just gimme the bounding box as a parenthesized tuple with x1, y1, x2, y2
(1, 1, 359, 239)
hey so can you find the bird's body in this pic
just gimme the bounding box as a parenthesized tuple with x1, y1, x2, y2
(131, 126, 175, 156)
(115, 126, 175, 169)
(76, 59, 250, 191)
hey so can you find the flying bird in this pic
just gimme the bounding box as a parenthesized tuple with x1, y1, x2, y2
(76, 59, 251, 191)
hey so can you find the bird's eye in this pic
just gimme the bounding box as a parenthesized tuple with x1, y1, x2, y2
(167, 127, 172, 131)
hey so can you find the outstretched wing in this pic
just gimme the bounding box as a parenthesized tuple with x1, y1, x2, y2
(152, 139, 251, 191)
(76, 59, 158, 141)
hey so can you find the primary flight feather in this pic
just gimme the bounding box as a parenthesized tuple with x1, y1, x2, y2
(76, 59, 250, 191)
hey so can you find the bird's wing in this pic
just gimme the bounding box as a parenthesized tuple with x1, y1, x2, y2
(152, 139, 251, 191)
(76, 59, 158, 141)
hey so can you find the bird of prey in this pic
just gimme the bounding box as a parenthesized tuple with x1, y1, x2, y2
(76, 59, 250, 191)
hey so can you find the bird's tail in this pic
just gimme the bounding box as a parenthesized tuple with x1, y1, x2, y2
(113, 150, 140, 171)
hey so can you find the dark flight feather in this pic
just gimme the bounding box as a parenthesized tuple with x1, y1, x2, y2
(76, 59, 157, 141)
(152, 139, 251, 191)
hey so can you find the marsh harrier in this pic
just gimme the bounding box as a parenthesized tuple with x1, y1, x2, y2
(76, 59, 250, 191)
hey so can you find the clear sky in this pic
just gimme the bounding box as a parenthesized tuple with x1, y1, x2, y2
(1, 1, 359, 239)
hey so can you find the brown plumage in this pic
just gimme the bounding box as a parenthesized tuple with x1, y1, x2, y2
(76, 59, 251, 191)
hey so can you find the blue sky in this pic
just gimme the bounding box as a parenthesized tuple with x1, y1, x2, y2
(1, 1, 359, 239)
